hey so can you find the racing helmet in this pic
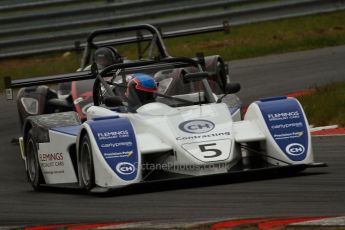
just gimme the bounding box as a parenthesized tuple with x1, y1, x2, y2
(126, 73, 158, 112)
(93, 46, 122, 69)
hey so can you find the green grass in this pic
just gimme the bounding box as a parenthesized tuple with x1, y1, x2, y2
(165, 11, 345, 59)
(0, 51, 82, 84)
(297, 81, 345, 127)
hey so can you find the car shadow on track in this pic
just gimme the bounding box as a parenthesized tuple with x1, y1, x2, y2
(34, 165, 328, 197)
(102, 169, 327, 197)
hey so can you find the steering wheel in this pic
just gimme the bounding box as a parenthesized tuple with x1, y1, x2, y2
(93, 74, 127, 106)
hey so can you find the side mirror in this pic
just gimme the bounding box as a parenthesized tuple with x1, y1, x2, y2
(225, 83, 241, 94)
(183, 72, 209, 83)
(104, 96, 123, 107)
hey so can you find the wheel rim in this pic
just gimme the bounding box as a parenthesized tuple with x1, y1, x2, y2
(81, 141, 92, 186)
(27, 138, 37, 182)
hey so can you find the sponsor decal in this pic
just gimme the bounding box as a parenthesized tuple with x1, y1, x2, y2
(273, 131, 304, 140)
(179, 120, 215, 134)
(271, 122, 303, 129)
(97, 130, 129, 140)
(176, 131, 230, 141)
(39, 153, 64, 168)
(267, 111, 300, 121)
(41, 162, 64, 168)
(257, 98, 308, 161)
(87, 117, 138, 181)
(285, 143, 305, 156)
(116, 162, 135, 175)
(43, 170, 64, 174)
(39, 153, 63, 161)
(100, 141, 132, 148)
(103, 151, 133, 159)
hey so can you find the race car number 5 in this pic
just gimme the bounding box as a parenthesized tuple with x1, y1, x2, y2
(182, 139, 231, 162)
(199, 143, 222, 158)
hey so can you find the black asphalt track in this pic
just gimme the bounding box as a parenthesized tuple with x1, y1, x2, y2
(230, 45, 345, 104)
(0, 46, 344, 226)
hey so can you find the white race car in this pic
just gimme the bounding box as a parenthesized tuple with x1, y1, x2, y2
(9, 57, 325, 193)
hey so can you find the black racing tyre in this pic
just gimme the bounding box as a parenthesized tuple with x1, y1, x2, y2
(25, 130, 44, 190)
(79, 134, 95, 192)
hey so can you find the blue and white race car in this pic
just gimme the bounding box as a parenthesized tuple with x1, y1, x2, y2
(7, 56, 325, 193)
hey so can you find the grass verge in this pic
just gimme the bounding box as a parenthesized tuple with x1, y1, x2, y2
(297, 81, 345, 127)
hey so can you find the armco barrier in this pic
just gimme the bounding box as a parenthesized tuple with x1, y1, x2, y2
(0, 0, 246, 37)
(0, 0, 344, 59)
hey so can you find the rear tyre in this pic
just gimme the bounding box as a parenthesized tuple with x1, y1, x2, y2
(25, 130, 44, 190)
(79, 134, 95, 192)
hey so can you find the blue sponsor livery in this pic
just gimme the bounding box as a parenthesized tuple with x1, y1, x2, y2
(51, 125, 80, 136)
(257, 97, 308, 161)
(87, 117, 139, 181)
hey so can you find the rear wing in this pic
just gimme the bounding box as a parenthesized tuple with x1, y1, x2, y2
(3, 57, 204, 100)
(3, 71, 93, 100)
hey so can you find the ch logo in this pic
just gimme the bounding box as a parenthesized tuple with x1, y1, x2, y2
(179, 120, 215, 134)
(116, 162, 135, 175)
(285, 143, 305, 156)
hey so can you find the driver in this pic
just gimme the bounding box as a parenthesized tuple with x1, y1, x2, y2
(125, 73, 158, 112)
(93, 46, 122, 69)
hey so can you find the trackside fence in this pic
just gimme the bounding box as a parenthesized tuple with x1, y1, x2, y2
(0, 0, 344, 59)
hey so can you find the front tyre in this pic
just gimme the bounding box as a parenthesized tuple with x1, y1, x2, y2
(25, 130, 44, 190)
(79, 134, 95, 192)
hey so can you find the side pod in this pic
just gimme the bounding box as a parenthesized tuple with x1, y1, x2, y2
(244, 96, 314, 166)
(78, 116, 142, 188)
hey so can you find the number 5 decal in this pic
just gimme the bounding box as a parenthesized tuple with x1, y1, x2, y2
(199, 143, 222, 158)
(182, 139, 231, 162)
